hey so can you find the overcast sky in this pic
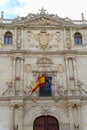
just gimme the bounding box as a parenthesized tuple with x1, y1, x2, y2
(0, 0, 87, 20)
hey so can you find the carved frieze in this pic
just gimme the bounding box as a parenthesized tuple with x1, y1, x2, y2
(25, 16, 63, 27)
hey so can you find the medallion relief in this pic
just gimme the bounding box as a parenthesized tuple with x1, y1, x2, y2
(25, 64, 32, 73)
(57, 64, 64, 73)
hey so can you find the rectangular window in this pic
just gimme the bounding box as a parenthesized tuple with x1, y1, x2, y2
(39, 76, 52, 97)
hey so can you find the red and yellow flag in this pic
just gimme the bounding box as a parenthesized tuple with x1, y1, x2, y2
(32, 75, 45, 92)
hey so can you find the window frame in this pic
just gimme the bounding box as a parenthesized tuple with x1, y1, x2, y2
(39, 75, 52, 97)
(4, 31, 12, 45)
(74, 32, 82, 45)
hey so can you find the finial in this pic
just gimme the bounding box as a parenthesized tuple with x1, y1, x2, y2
(39, 7, 46, 15)
(81, 12, 84, 20)
(1, 11, 4, 19)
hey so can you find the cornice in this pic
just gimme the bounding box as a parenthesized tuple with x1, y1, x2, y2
(0, 95, 87, 101)
(0, 50, 87, 56)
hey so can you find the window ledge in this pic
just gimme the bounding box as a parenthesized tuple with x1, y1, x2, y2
(1, 44, 12, 47)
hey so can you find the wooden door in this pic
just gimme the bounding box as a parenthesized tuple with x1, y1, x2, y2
(33, 116, 59, 130)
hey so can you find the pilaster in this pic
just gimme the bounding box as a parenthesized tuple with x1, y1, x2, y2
(77, 105, 83, 130)
(18, 104, 24, 130)
(9, 105, 14, 130)
(69, 104, 74, 130)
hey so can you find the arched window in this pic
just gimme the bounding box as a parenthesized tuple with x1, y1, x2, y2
(4, 31, 12, 44)
(39, 75, 52, 97)
(33, 116, 59, 130)
(74, 32, 82, 45)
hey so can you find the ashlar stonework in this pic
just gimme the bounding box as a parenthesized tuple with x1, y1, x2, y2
(0, 8, 87, 130)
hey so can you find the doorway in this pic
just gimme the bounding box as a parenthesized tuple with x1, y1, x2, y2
(33, 115, 59, 130)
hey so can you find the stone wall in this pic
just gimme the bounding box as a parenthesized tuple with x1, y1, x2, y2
(0, 11, 87, 130)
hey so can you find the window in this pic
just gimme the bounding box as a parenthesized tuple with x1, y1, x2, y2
(74, 32, 82, 45)
(4, 31, 12, 44)
(39, 75, 52, 97)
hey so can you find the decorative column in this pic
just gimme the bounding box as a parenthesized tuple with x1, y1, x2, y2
(12, 57, 16, 90)
(14, 27, 17, 48)
(77, 105, 83, 130)
(70, 28, 73, 46)
(63, 28, 66, 48)
(21, 27, 24, 48)
(21, 57, 24, 80)
(12, 57, 16, 80)
(20, 57, 24, 89)
(0, 27, 3, 46)
(54, 73, 58, 96)
(65, 58, 71, 95)
(18, 105, 24, 130)
(73, 58, 78, 94)
(32, 72, 37, 96)
(82, 28, 85, 46)
(69, 105, 74, 130)
(9, 105, 14, 130)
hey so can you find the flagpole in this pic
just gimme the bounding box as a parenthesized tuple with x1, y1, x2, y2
(26, 90, 32, 97)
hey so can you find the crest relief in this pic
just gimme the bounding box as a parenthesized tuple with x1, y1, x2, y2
(33, 29, 53, 50)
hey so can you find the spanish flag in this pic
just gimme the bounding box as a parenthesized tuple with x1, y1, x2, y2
(32, 75, 45, 92)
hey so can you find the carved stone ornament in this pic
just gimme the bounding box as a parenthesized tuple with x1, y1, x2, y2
(37, 56, 53, 67)
(41, 104, 51, 115)
(65, 29, 71, 49)
(16, 29, 21, 49)
(58, 64, 64, 73)
(66, 38, 71, 49)
(12, 8, 75, 27)
(25, 17, 62, 26)
(39, 32, 48, 46)
(25, 64, 32, 73)
(33, 30, 53, 50)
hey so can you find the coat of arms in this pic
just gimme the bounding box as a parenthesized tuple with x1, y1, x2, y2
(33, 30, 53, 49)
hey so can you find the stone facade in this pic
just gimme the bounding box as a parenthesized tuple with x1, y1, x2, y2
(0, 8, 87, 130)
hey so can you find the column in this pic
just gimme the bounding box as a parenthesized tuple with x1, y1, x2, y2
(73, 59, 78, 94)
(65, 58, 71, 95)
(0, 27, 3, 47)
(70, 28, 73, 46)
(63, 28, 66, 48)
(82, 28, 85, 45)
(18, 105, 23, 130)
(12, 57, 16, 90)
(2, 28, 4, 45)
(21, 27, 24, 48)
(77, 105, 83, 130)
(54, 73, 57, 96)
(69, 105, 74, 130)
(9, 105, 14, 130)
(20, 57, 24, 89)
(32, 72, 37, 96)
(14, 27, 17, 48)
(21, 58, 24, 80)
(12, 58, 16, 80)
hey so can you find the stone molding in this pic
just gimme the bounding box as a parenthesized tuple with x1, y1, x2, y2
(24, 105, 69, 126)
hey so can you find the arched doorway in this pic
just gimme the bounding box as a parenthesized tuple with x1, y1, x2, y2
(33, 115, 59, 130)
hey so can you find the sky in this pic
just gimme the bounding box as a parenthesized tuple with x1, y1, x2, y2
(0, 0, 87, 20)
